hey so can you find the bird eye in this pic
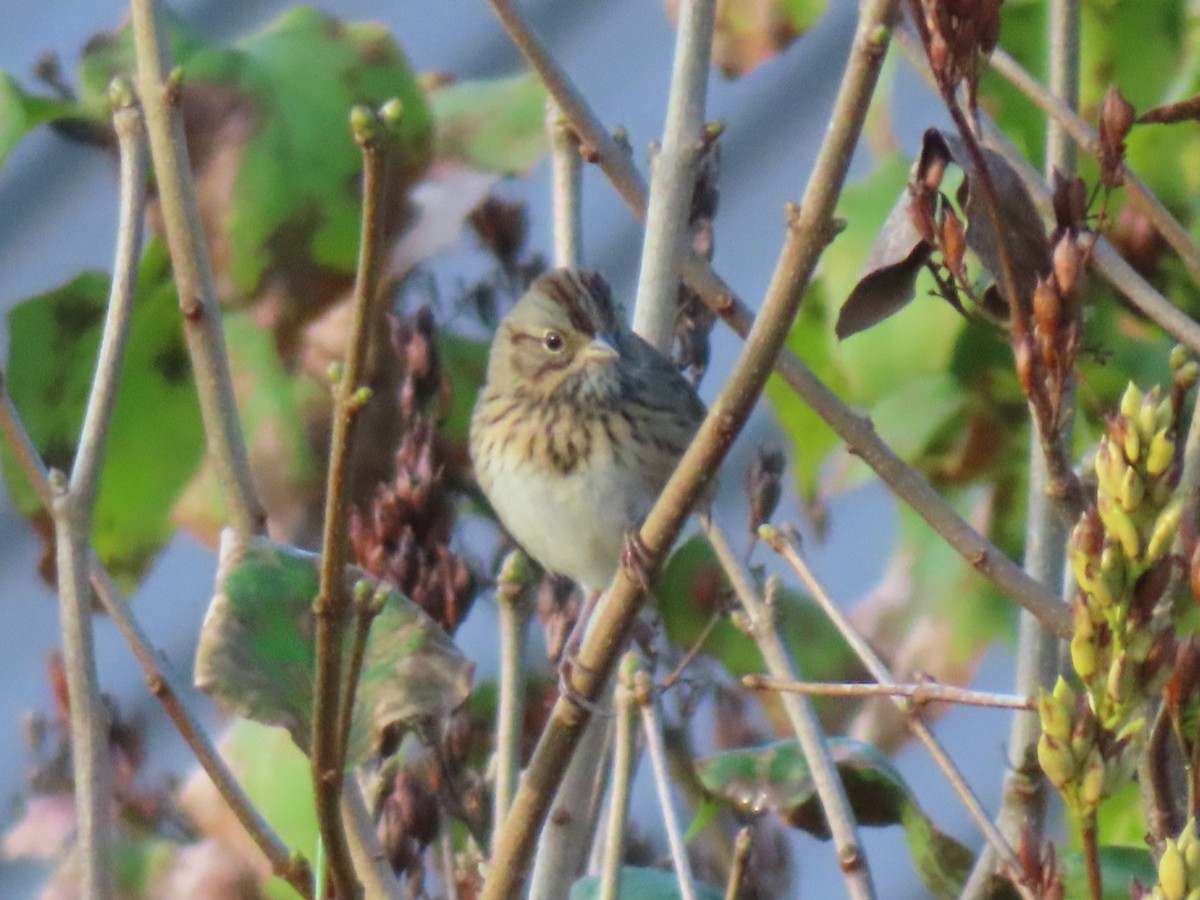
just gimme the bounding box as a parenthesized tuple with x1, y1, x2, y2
(543, 330, 565, 353)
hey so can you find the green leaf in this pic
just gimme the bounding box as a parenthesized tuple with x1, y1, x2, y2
(195, 531, 473, 766)
(0, 72, 82, 168)
(0, 240, 205, 585)
(429, 73, 549, 174)
(1060, 845, 1156, 900)
(656, 536, 864, 688)
(696, 738, 973, 898)
(569, 866, 724, 900)
(78, 7, 433, 301)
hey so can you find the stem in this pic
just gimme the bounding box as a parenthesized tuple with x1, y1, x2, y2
(743, 676, 1033, 710)
(129, 0, 262, 535)
(0, 387, 314, 896)
(988, 47, 1200, 290)
(335, 585, 384, 768)
(630, 0, 717, 353)
(479, 3, 897, 894)
(311, 109, 393, 898)
(635, 668, 700, 900)
(724, 827, 752, 900)
(598, 654, 640, 900)
(50, 471, 113, 900)
(706, 520, 874, 898)
(547, 101, 583, 269)
(487, 0, 1071, 638)
(760, 526, 1033, 895)
(493, 551, 531, 838)
(1081, 815, 1102, 900)
(967, 1, 1079, 891)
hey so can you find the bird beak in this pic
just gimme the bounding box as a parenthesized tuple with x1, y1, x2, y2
(583, 337, 619, 365)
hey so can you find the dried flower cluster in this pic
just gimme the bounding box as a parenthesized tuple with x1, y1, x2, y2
(915, 0, 1003, 110)
(1038, 355, 1197, 818)
(1098, 86, 1136, 191)
(351, 308, 476, 634)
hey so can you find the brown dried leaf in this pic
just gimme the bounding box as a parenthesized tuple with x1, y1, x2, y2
(940, 131, 1051, 311)
(836, 190, 933, 339)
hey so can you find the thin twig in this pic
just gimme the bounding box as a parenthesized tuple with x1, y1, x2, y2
(50, 471, 113, 900)
(129, 0, 262, 535)
(342, 779, 404, 900)
(630, 0, 717, 353)
(723, 826, 752, 900)
(743, 675, 1034, 710)
(493, 551, 531, 838)
(760, 525, 1034, 897)
(335, 584, 385, 767)
(988, 47, 1200, 289)
(486, 0, 1071, 638)
(707, 520, 874, 897)
(547, 101, 582, 269)
(311, 104, 395, 899)
(634, 667, 700, 900)
(893, 25, 1200, 359)
(0, 384, 314, 896)
(966, 1, 1079, 892)
(479, 3, 899, 895)
(45, 86, 153, 900)
(1081, 814, 1102, 900)
(598, 653, 640, 900)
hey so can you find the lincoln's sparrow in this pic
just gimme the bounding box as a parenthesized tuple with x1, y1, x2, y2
(470, 269, 706, 602)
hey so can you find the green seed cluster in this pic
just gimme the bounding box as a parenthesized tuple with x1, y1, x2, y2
(1148, 819, 1200, 900)
(1038, 351, 1197, 818)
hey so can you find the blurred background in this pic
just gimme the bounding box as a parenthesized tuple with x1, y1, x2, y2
(0, 1, 1023, 897)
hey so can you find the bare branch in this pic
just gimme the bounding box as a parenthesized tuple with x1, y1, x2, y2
(743, 676, 1034, 710)
(760, 525, 1033, 898)
(631, 0, 717, 353)
(706, 520, 874, 898)
(129, 0, 262, 535)
(723, 827, 753, 900)
(493, 551, 532, 838)
(634, 666, 701, 900)
(598, 654, 640, 900)
(547, 101, 583, 268)
(311, 103, 397, 899)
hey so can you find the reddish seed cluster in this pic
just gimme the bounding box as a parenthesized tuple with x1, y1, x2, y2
(919, 0, 1003, 107)
(1098, 86, 1135, 191)
(351, 308, 476, 634)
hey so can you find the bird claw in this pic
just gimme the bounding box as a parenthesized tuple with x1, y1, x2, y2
(621, 530, 653, 592)
(557, 651, 611, 716)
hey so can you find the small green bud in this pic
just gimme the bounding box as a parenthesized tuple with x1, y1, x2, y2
(1147, 502, 1183, 563)
(1125, 423, 1142, 464)
(1070, 631, 1098, 680)
(1079, 748, 1106, 809)
(1037, 733, 1074, 788)
(1099, 495, 1141, 559)
(1120, 383, 1143, 418)
(1160, 838, 1188, 900)
(1147, 427, 1176, 476)
(378, 97, 404, 127)
(1170, 344, 1190, 372)
(1119, 466, 1145, 512)
(1039, 684, 1072, 740)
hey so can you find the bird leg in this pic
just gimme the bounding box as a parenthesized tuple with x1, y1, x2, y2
(557, 589, 609, 714)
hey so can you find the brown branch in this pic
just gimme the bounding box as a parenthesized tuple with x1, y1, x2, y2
(486, 0, 1071, 639)
(478, 2, 898, 895)
(724, 826, 753, 900)
(129, 0, 262, 535)
(311, 103, 396, 899)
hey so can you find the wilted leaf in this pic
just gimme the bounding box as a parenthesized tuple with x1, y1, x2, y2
(0, 239, 205, 586)
(937, 130, 1050, 311)
(0, 72, 82, 168)
(78, 7, 433, 332)
(666, 0, 831, 78)
(428, 73, 549, 174)
(570, 867, 724, 900)
(195, 531, 473, 766)
(836, 188, 933, 339)
(697, 738, 973, 898)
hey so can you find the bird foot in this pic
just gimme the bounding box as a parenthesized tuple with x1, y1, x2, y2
(621, 529, 654, 593)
